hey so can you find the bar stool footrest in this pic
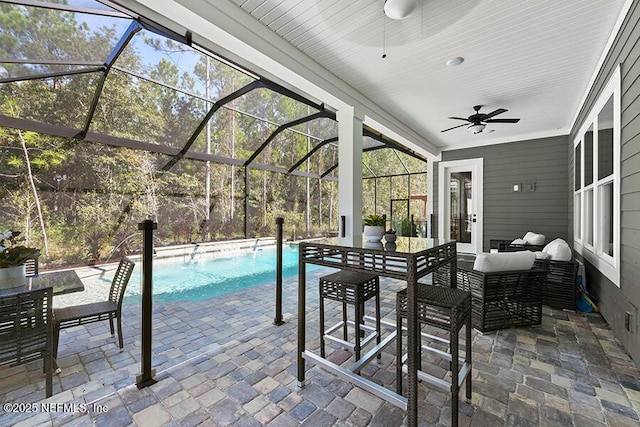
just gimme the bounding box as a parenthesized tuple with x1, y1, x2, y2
(401, 361, 472, 390)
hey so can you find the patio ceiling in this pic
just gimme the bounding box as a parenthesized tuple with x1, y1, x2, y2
(126, 0, 629, 154)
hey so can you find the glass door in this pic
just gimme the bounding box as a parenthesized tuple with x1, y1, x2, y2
(449, 172, 473, 245)
(438, 159, 483, 254)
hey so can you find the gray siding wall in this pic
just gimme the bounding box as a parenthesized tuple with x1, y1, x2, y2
(569, 0, 640, 363)
(434, 136, 569, 252)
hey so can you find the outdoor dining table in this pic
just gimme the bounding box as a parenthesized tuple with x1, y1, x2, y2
(297, 236, 457, 427)
(0, 269, 85, 298)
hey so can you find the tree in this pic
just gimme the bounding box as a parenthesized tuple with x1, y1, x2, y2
(0, 1, 347, 266)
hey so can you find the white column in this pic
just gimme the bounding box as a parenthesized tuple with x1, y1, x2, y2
(337, 106, 363, 246)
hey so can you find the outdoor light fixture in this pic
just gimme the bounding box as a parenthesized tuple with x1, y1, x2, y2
(384, 0, 419, 20)
(469, 123, 486, 134)
(446, 56, 464, 67)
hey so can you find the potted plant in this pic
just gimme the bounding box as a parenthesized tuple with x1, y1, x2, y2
(384, 228, 397, 243)
(0, 231, 40, 289)
(363, 214, 385, 242)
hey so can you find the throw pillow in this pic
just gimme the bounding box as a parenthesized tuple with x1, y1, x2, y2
(542, 238, 572, 261)
(473, 251, 536, 273)
(523, 232, 546, 245)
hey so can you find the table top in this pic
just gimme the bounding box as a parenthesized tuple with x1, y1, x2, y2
(0, 269, 84, 298)
(299, 237, 457, 280)
(300, 237, 455, 254)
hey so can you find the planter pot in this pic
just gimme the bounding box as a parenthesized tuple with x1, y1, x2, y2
(0, 265, 26, 289)
(385, 233, 397, 243)
(364, 241, 384, 250)
(364, 225, 385, 242)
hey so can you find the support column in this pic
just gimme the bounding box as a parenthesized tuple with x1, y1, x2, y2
(244, 167, 249, 238)
(274, 217, 284, 326)
(337, 107, 363, 247)
(136, 219, 157, 389)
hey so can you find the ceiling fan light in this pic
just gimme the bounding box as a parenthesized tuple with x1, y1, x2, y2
(384, 0, 418, 20)
(469, 123, 486, 134)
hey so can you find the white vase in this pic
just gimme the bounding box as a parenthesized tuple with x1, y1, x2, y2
(0, 265, 26, 289)
(363, 225, 385, 242)
(364, 241, 384, 250)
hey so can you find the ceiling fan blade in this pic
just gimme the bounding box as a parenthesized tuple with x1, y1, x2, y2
(441, 123, 469, 132)
(447, 116, 470, 121)
(480, 108, 507, 121)
(485, 118, 520, 123)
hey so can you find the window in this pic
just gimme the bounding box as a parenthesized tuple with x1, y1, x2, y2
(573, 66, 620, 286)
(584, 188, 594, 247)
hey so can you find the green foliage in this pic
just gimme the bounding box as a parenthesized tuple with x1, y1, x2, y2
(0, 231, 40, 268)
(364, 214, 385, 227)
(0, 245, 40, 268)
(400, 218, 418, 237)
(0, 2, 414, 267)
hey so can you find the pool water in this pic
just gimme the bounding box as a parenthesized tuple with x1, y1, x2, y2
(124, 245, 318, 302)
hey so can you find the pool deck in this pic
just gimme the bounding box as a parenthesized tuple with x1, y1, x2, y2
(2, 268, 640, 426)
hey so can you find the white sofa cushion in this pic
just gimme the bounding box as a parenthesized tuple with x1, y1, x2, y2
(542, 238, 572, 261)
(534, 251, 550, 259)
(523, 232, 546, 245)
(473, 251, 536, 273)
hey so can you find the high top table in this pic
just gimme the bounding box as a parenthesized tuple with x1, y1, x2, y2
(297, 237, 457, 427)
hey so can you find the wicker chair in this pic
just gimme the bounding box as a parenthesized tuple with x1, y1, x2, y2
(25, 257, 39, 277)
(53, 258, 135, 359)
(437, 265, 546, 333)
(0, 287, 54, 397)
(498, 241, 545, 253)
(534, 258, 579, 310)
(499, 241, 578, 310)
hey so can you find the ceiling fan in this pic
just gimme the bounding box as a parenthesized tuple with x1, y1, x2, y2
(441, 105, 521, 134)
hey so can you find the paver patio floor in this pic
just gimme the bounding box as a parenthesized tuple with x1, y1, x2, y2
(1, 267, 640, 426)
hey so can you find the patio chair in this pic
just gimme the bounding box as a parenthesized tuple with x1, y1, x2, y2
(456, 266, 546, 332)
(496, 231, 547, 253)
(0, 287, 54, 397)
(435, 251, 546, 333)
(533, 258, 579, 310)
(501, 237, 578, 310)
(25, 257, 39, 277)
(498, 241, 545, 252)
(53, 258, 135, 359)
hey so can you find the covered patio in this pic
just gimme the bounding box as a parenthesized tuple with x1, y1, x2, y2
(2, 0, 640, 426)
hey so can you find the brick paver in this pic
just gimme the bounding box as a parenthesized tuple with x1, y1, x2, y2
(1, 268, 639, 426)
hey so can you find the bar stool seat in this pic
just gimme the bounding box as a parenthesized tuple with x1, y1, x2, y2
(319, 270, 381, 362)
(396, 284, 472, 427)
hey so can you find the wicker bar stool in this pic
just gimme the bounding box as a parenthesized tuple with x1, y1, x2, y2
(396, 285, 472, 427)
(319, 270, 381, 361)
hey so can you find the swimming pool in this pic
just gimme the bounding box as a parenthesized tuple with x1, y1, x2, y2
(124, 245, 319, 302)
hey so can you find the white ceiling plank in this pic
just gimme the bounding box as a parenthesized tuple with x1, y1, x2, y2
(127, 0, 629, 153)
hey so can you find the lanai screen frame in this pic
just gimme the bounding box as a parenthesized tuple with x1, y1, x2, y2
(0, 0, 428, 262)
